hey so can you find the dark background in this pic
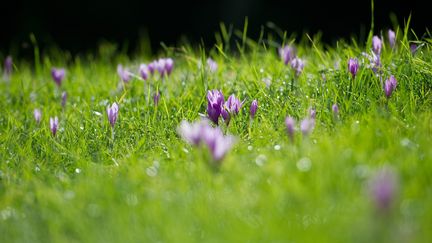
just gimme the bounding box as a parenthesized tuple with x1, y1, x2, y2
(1, 0, 430, 55)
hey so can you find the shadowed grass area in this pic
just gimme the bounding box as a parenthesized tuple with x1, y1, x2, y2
(1, 23, 431, 242)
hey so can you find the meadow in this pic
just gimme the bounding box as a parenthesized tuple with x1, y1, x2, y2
(1, 22, 432, 242)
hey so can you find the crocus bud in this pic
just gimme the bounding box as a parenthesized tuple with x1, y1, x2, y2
(372, 36, 382, 55)
(34, 108, 42, 123)
(369, 167, 398, 212)
(139, 64, 149, 80)
(388, 29, 396, 48)
(117, 64, 131, 83)
(250, 100, 258, 119)
(153, 91, 160, 106)
(207, 58, 218, 72)
(61, 91, 67, 108)
(165, 58, 174, 76)
(300, 118, 315, 136)
(107, 102, 119, 128)
(410, 44, 417, 54)
(206, 90, 224, 125)
(290, 57, 304, 76)
(348, 58, 359, 79)
(384, 75, 397, 98)
(279, 45, 296, 65)
(50, 116, 59, 136)
(332, 103, 339, 116)
(309, 108, 316, 119)
(4, 56, 12, 78)
(51, 68, 66, 87)
(285, 116, 295, 141)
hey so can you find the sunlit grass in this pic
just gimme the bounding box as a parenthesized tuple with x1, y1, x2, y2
(1, 23, 431, 242)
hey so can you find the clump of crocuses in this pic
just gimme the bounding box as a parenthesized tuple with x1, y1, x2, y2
(206, 89, 224, 125)
(348, 58, 359, 79)
(50, 116, 59, 137)
(285, 109, 316, 140)
(384, 75, 397, 98)
(51, 68, 65, 87)
(107, 102, 119, 128)
(368, 167, 398, 213)
(156, 58, 174, 77)
(178, 120, 236, 165)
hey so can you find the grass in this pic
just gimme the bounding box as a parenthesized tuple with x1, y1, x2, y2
(1, 23, 432, 242)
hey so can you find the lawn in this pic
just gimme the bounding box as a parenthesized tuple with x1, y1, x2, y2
(1, 23, 432, 242)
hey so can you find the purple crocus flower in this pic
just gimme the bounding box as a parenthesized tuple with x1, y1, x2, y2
(202, 125, 236, 162)
(250, 100, 258, 119)
(332, 103, 339, 116)
(371, 53, 381, 74)
(222, 94, 243, 125)
(348, 58, 359, 79)
(384, 75, 397, 98)
(225, 94, 243, 115)
(279, 45, 296, 65)
(221, 108, 230, 124)
(148, 61, 157, 74)
(51, 68, 66, 87)
(177, 120, 208, 145)
(290, 57, 304, 76)
(50, 116, 59, 137)
(139, 64, 149, 80)
(388, 29, 396, 48)
(117, 64, 131, 83)
(153, 91, 160, 106)
(206, 90, 224, 125)
(369, 167, 398, 212)
(165, 58, 174, 76)
(4, 56, 12, 78)
(207, 58, 218, 72)
(309, 108, 316, 119)
(285, 116, 295, 141)
(361, 52, 381, 74)
(34, 108, 42, 124)
(410, 44, 417, 54)
(106, 102, 119, 128)
(300, 118, 315, 136)
(372, 36, 382, 55)
(156, 58, 166, 76)
(61, 91, 67, 108)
